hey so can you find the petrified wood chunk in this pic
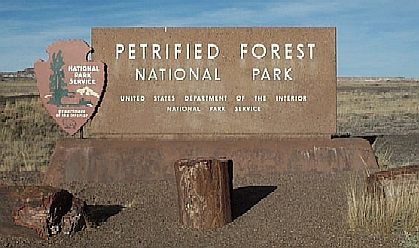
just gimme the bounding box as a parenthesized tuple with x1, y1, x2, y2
(0, 186, 86, 239)
(367, 165, 419, 197)
(174, 157, 233, 229)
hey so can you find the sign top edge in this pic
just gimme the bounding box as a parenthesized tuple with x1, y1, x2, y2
(91, 27, 336, 30)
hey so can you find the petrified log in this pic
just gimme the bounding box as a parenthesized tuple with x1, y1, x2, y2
(0, 186, 86, 239)
(174, 157, 233, 229)
(367, 165, 419, 197)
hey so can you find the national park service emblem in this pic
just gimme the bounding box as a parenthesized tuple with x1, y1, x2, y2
(34, 40, 105, 135)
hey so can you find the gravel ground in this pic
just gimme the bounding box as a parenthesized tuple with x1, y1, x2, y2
(0, 172, 401, 247)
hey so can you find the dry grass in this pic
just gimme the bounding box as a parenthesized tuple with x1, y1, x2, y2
(347, 175, 419, 235)
(337, 79, 419, 135)
(0, 98, 63, 172)
(374, 147, 394, 169)
(0, 79, 37, 96)
(337, 80, 419, 116)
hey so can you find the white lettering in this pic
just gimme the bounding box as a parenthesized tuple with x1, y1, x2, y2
(152, 44, 161, 59)
(194, 43, 202, 60)
(285, 44, 293, 60)
(308, 43, 315, 59)
(208, 44, 219, 59)
(115, 44, 124, 59)
(252, 44, 267, 59)
(240, 43, 248, 59)
(128, 44, 136, 60)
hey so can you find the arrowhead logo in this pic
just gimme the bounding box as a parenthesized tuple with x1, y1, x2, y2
(34, 40, 105, 135)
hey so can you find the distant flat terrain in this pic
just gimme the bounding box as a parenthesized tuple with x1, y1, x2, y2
(0, 79, 37, 97)
(337, 78, 419, 135)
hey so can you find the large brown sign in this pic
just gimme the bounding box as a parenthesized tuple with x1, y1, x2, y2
(88, 27, 336, 136)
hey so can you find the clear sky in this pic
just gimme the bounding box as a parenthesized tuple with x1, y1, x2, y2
(1, 0, 418, 77)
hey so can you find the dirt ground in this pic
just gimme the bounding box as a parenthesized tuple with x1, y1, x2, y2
(0, 172, 401, 248)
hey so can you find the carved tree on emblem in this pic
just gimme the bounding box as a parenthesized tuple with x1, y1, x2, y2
(48, 51, 68, 106)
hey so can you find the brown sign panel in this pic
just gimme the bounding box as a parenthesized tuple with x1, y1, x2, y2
(35, 41, 105, 135)
(89, 27, 336, 136)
